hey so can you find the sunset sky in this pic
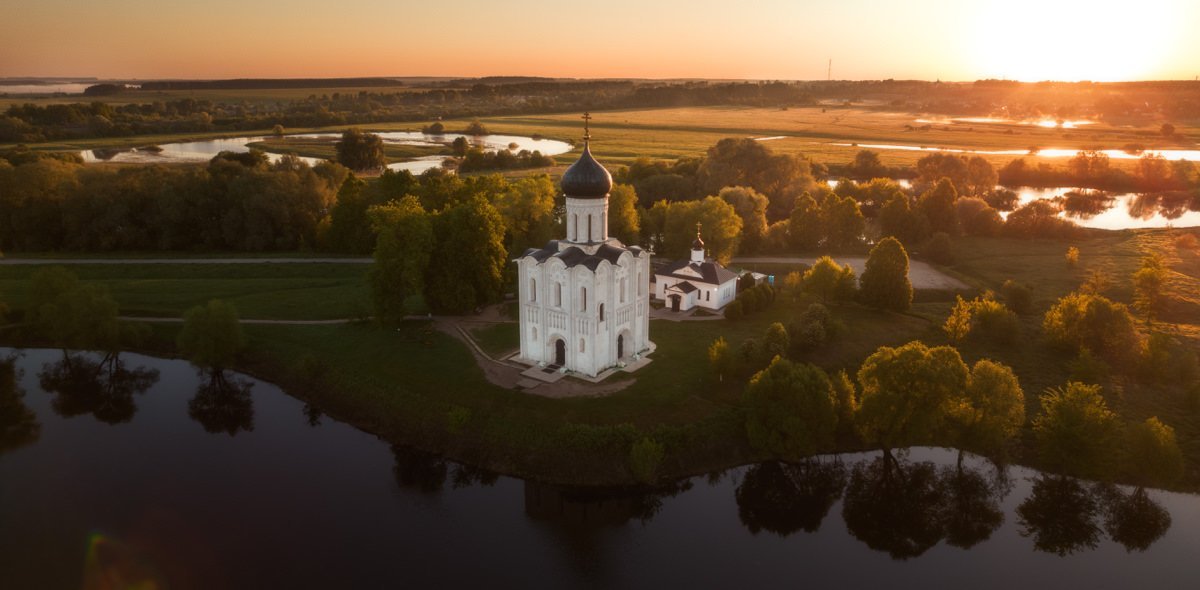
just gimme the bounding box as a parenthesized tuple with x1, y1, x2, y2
(2, 0, 1198, 82)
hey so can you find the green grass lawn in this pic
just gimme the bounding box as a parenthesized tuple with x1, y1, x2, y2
(0, 263, 371, 321)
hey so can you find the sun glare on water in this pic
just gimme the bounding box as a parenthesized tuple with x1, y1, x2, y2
(967, 0, 1182, 81)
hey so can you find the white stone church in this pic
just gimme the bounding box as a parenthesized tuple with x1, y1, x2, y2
(513, 120, 652, 377)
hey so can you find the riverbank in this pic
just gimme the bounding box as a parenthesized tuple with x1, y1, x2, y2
(2, 229, 1198, 488)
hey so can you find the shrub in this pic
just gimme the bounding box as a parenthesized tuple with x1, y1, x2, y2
(629, 437, 666, 484)
(1124, 417, 1184, 488)
(1138, 332, 1199, 385)
(724, 300, 744, 320)
(445, 405, 471, 435)
(1042, 291, 1140, 364)
(944, 293, 1018, 344)
(789, 303, 843, 350)
(762, 322, 790, 360)
(1065, 246, 1080, 266)
(1001, 279, 1033, 315)
(1068, 348, 1109, 384)
(923, 232, 955, 265)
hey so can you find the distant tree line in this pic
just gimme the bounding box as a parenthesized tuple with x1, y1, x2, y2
(0, 148, 345, 251)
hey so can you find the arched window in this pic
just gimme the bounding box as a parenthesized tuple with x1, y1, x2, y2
(530, 277, 537, 302)
(587, 214, 593, 242)
(638, 272, 643, 295)
(599, 303, 605, 322)
(620, 278, 627, 303)
(579, 338, 586, 353)
(580, 286, 588, 311)
(572, 214, 578, 241)
(555, 283, 562, 307)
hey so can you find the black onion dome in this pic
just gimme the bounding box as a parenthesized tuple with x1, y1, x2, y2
(560, 143, 612, 198)
(692, 236, 705, 250)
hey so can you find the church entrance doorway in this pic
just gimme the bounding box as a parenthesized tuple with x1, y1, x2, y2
(617, 334, 624, 359)
(669, 294, 681, 312)
(554, 338, 566, 366)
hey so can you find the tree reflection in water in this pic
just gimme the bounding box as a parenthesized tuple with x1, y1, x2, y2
(390, 445, 498, 495)
(0, 357, 40, 455)
(37, 353, 159, 425)
(1101, 485, 1172, 553)
(842, 455, 949, 560)
(735, 459, 846, 536)
(940, 461, 1011, 549)
(1017, 475, 1103, 555)
(840, 453, 1010, 559)
(188, 370, 255, 436)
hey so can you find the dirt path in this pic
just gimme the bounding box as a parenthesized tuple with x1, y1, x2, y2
(732, 256, 969, 290)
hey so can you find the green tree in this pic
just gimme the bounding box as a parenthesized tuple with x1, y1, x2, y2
(26, 267, 123, 357)
(964, 156, 998, 196)
(451, 136, 470, 157)
(368, 196, 434, 323)
(918, 178, 959, 235)
(878, 193, 928, 246)
(608, 183, 641, 246)
(1124, 417, 1184, 488)
(856, 341, 968, 455)
(494, 175, 556, 255)
(176, 300, 246, 371)
(952, 360, 1025, 458)
(424, 195, 507, 313)
(661, 196, 742, 263)
(334, 128, 386, 172)
(788, 193, 822, 252)
(1032, 382, 1122, 480)
(719, 186, 769, 254)
(1132, 252, 1168, 322)
(762, 322, 790, 360)
(744, 357, 838, 459)
(859, 237, 912, 312)
(803, 256, 845, 303)
(822, 195, 865, 251)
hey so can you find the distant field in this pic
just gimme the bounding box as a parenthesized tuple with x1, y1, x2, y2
(8, 103, 1197, 176)
(466, 106, 1198, 172)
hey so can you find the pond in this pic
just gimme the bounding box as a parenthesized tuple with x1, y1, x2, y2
(832, 142, 1200, 162)
(2, 348, 1199, 589)
(1010, 186, 1200, 230)
(78, 131, 574, 174)
(827, 179, 1199, 229)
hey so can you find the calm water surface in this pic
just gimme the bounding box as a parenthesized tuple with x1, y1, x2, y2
(79, 132, 574, 174)
(2, 349, 1199, 589)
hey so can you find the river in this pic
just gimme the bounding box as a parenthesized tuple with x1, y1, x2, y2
(2, 348, 1198, 589)
(78, 131, 574, 175)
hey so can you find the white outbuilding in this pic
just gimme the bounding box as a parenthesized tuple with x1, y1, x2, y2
(653, 226, 739, 312)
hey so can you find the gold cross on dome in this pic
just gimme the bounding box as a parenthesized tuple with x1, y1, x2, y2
(696, 221, 702, 237)
(582, 112, 592, 141)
